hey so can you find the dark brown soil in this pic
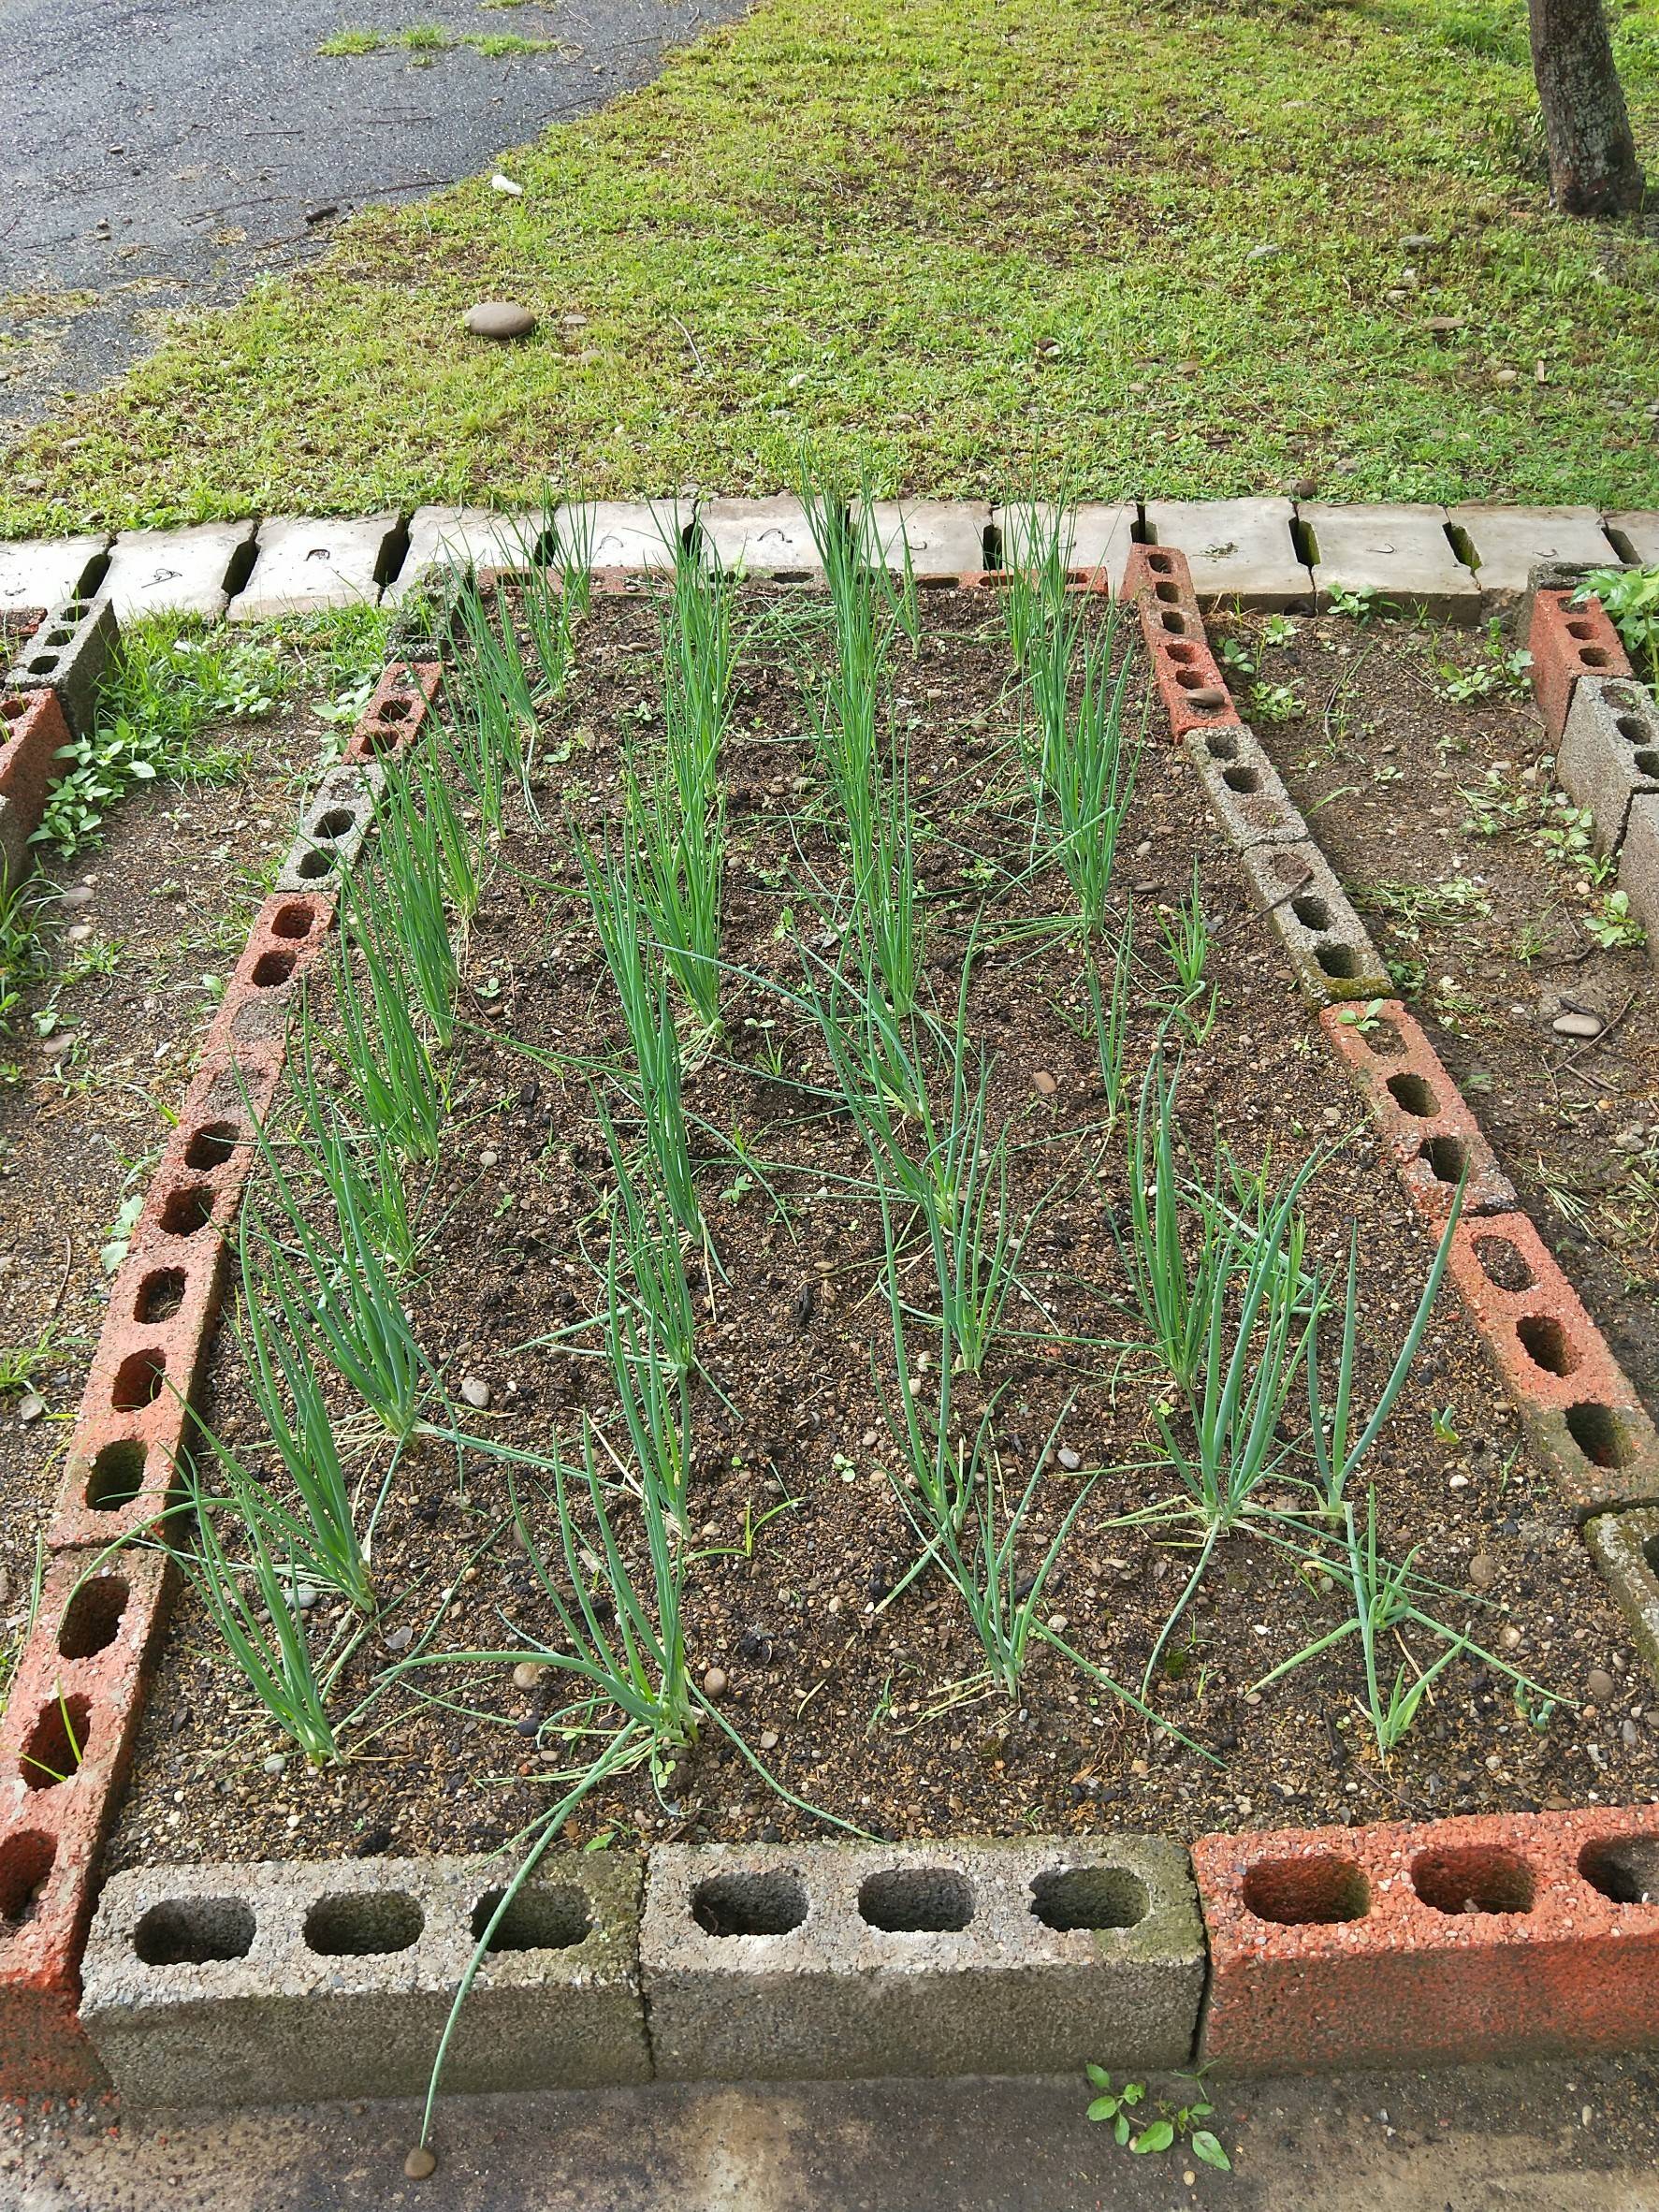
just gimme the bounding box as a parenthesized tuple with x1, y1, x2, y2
(1209, 609, 1659, 1406)
(106, 586, 1652, 1878)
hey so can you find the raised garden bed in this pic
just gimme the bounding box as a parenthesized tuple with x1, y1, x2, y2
(90, 561, 1647, 1893)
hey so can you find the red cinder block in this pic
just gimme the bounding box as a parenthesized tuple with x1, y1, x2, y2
(0, 690, 71, 882)
(1529, 589, 1630, 743)
(0, 1549, 172, 2095)
(1194, 1805, 1659, 2075)
(198, 891, 334, 1063)
(131, 1045, 284, 1254)
(1319, 1000, 1516, 1219)
(1121, 542, 1201, 618)
(1448, 1211, 1627, 1414)
(342, 660, 443, 765)
(1117, 546, 1245, 743)
(49, 1390, 196, 1555)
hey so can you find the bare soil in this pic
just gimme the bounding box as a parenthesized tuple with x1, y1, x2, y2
(104, 587, 1652, 1878)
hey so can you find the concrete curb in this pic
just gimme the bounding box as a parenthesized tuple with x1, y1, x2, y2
(80, 1852, 649, 2109)
(1, 501, 1653, 635)
(0, 657, 430, 2096)
(1191, 1806, 1659, 2074)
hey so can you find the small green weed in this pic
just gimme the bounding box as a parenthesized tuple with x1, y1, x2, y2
(1084, 2067, 1230, 2169)
(1580, 567, 1659, 688)
(1248, 679, 1302, 723)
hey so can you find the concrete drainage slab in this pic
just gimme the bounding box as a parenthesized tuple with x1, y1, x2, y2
(855, 501, 991, 578)
(0, 536, 111, 624)
(991, 502, 1136, 591)
(81, 1851, 649, 2110)
(386, 509, 546, 601)
(556, 501, 691, 571)
(641, 1836, 1205, 2084)
(1448, 504, 1620, 606)
(1142, 497, 1311, 609)
(1302, 502, 1482, 622)
(226, 515, 404, 622)
(97, 521, 259, 622)
(698, 497, 825, 577)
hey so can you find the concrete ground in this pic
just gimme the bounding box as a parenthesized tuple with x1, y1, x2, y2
(7, 2051, 1659, 2211)
(1, 0, 748, 435)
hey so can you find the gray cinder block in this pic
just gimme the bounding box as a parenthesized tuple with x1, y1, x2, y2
(274, 764, 386, 894)
(1618, 793, 1659, 956)
(1557, 677, 1659, 858)
(386, 560, 472, 662)
(80, 1851, 649, 2110)
(640, 1836, 1205, 2082)
(1184, 722, 1305, 847)
(3, 593, 120, 738)
(1585, 1510, 1659, 1681)
(1241, 837, 1392, 1003)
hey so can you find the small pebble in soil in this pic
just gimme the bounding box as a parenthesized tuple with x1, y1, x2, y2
(1031, 1070, 1057, 1096)
(294, 1585, 316, 1610)
(1468, 1552, 1497, 1592)
(384, 1625, 415, 1652)
(17, 1392, 45, 1424)
(1588, 1668, 1617, 1703)
(479, 1150, 499, 1169)
(759, 1731, 779, 1751)
(65, 923, 93, 944)
(513, 1661, 546, 1691)
(1552, 1010, 1604, 1041)
(460, 1376, 491, 1410)
(1501, 1624, 1522, 1650)
(1623, 1720, 1641, 1750)
(404, 2146, 438, 2180)
(1055, 1447, 1082, 1473)
(702, 1666, 728, 1698)
(262, 1754, 286, 1776)
(61, 884, 94, 910)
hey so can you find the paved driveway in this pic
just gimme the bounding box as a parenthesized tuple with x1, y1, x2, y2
(1, 0, 747, 434)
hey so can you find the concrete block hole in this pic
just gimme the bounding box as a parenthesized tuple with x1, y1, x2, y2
(110, 1348, 166, 1412)
(1387, 1072, 1438, 1118)
(0, 1833, 55, 1928)
(22, 1694, 91, 1790)
(85, 1438, 148, 1511)
(856, 1868, 974, 1933)
(1419, 1133, 1467, 1183)
(1240, 1854, 1370, 1926)
(302, 1891, 424, 1957)
(1315, 943, 1360, 981)
(691, 1870, 808, 1938)
(1578, 1835, 1659, 1906)
(134, 1267, 187, 1325)
(1565, 1402, 1637, 1470)
(57, 1574, 128, 1660)
(134, 1897, 255, 1967)
(1516, 1313, 1579, 1377)
(183, 1122, 239, 1171)
(471, 1884, 590, 1952)
(269, 902, 319, 940)
(1029, 1864, 1149, 1931)
(1410, 1844, 1535, 1916)
(251, 950, 297, 989)
(159, 1183, 215, 1236)
(1473, 1234, 1537, 1292)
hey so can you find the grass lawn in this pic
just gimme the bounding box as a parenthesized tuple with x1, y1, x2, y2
(5, 0, 1659, 534)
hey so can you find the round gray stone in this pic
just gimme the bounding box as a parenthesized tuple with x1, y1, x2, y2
(464, 300, 536, 340)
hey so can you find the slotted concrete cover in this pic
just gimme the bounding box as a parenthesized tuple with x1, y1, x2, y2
(227, 514, 401, 620)
(0, 535, 110, 618)
(1448, 504, 1619, 602)
(1608, 513, 1659, 566)
(1302, 502, 1480, 620)
(100, 522, 258, 620)
(384, 507, 542, 597)
(699, 497, 823, 575)
(555, 501, 690, 569)
(1142, 497, 1309, 608)
(857, 500, 990, 576)
(993, 502, 1137, 592)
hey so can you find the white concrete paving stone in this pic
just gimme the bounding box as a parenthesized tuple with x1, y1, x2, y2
(857, 499, 991, 576)
(1607, 513, 1659, 566)
(698, 496, 822, 575)
(226, 513, 402, 621)
(384, 506, 542, 598)
(992, 502, 1137, 592)
(1142, 497, 1309, 609)
(0, 533, 111, 617)
(1301, 501, 1480, 620)
(1447, 504, 1619, 600)
(556, 500, 690, 570)
(99, 520, 259, 620)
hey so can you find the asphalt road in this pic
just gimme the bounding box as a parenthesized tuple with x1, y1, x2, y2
(1, 0, 747, 434)
(7, 2049, 1659, 2212)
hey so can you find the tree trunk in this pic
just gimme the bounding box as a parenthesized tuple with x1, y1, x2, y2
(1528, 0, 1645, 216)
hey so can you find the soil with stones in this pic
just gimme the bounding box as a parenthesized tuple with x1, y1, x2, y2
(106, 586, 1652, 1881)
(1210, 610, 1659, 1407)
